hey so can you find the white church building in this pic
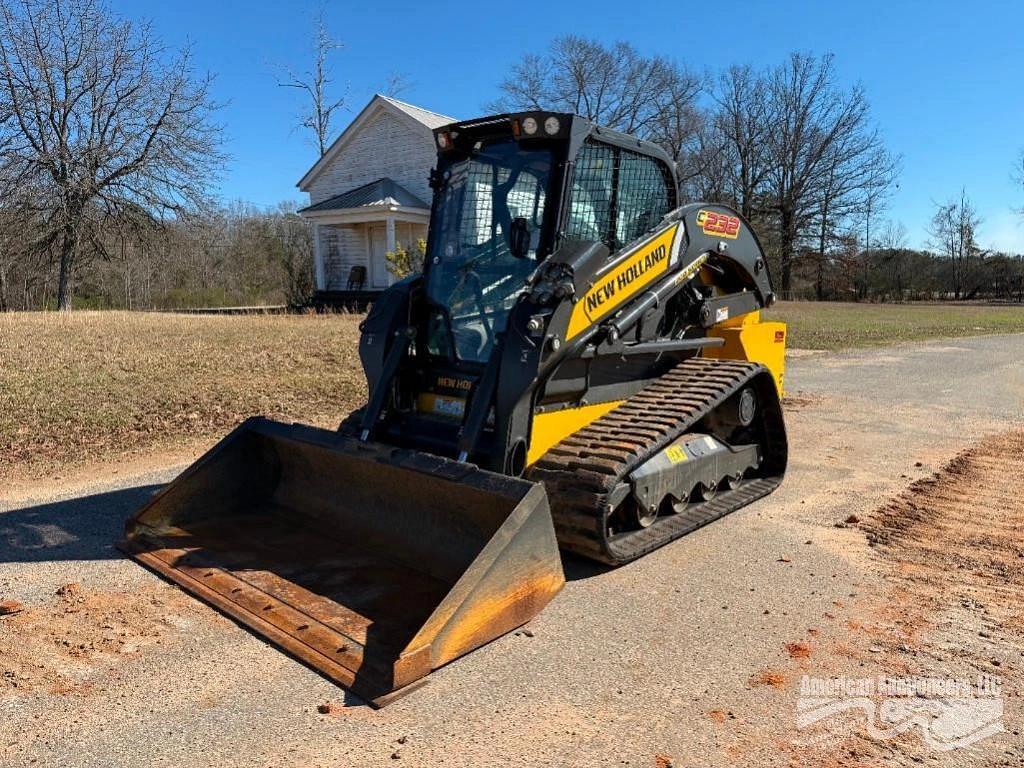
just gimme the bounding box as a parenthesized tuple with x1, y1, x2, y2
(296, 94, 454, 305)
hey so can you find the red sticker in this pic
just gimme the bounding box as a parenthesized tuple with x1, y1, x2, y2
(696, 209, 741, 239)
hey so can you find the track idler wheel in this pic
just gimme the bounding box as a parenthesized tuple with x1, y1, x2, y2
(723, 472, 744, 491)
(717, 387, 757, 430)
(626, 499, 659, 529)
(695, 481, 719, 502)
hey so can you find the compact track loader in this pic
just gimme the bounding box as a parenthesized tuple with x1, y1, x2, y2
(122, 111, 788, 705)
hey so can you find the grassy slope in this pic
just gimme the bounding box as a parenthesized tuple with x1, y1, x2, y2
(3, 302, 1024, 476)
(770, 301, 1024, 350)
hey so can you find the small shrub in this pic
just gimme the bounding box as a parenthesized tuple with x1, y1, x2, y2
(385, 238, 426, 279)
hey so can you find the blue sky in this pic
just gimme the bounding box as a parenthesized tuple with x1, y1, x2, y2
(109, 0, 1024, 253)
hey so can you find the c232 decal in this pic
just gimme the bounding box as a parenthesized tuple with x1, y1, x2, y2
(696, 209, 741, 240)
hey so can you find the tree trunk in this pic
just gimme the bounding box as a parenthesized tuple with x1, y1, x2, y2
(863, 201, 872, 302)
(815, 210, 828, 301)
(56, 227, 76, 311)
(0, 257, 8, 312)
(779, 207, 795, 297)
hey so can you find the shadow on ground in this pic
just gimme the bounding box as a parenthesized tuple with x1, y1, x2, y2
(561, 551, 611, 581)
(0, 485, 163, 563)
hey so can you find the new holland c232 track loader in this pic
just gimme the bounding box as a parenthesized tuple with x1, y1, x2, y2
(121, 111, 789, 705)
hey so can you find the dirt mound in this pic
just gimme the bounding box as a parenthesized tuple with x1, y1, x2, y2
(0, 581, 202, 697)
(864, 430, 1024, 633)
(784, 429, 1024, 766)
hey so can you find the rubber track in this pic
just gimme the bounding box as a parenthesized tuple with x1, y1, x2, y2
(528, 357, 788, 565)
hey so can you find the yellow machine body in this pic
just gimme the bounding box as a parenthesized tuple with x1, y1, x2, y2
(526, 400, 625, 466)
(704, 311, 787, 395)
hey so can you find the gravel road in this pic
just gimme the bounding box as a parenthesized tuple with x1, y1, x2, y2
(2, 335, 1022, 767)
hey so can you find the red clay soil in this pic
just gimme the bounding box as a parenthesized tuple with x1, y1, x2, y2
(782, 429, 1024, 766)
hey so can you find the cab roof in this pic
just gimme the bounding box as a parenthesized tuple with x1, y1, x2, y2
(432, 111, 677, 175)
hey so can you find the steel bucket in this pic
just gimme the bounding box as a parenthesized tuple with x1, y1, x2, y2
(120, 417, 564, 705)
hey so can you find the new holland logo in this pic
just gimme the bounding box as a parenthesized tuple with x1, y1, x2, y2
(583, 244, 667, 319)
(566, 224, 679, 340)
(435, 375, 473, 392)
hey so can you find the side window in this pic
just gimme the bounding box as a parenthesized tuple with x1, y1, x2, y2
(458, 161, 499, 247)
(462, 162, 547, 248)
(465, 176, 495, 245)
(564, 142, 614, 247)
(616, 151, 671, 246)
(564, 140, 673, 252)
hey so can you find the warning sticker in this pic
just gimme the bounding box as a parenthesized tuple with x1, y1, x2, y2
(665, 444, 689, 464)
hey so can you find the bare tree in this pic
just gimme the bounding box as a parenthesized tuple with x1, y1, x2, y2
(878, 219, 908, 251)
(381, 71, 413, 99)
(929, 190, 981, 300)
(494, 47, 903, 298)
(0, 194, 28, 310)
(810, 145, 899, 300)
(763, 53, 896, 295)
(681, 124, 732, 205)
(269, 202, 314, 306)
(493, 36, 701, 151)
(707, 65, 772, 221)
(0, 0, 223, 310)
(0, 200, 33, 310)
(855, 152, 900, 297)
(812, 148, 846, 299)
(875, 220, 910, 300)
(646, 68, 703, 172)
(278, 8, 345, 157)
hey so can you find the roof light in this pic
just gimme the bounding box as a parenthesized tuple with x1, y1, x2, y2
(521, 117, 538, 136)
(543, 116, 560, 135)
(437, 132, 450, 149)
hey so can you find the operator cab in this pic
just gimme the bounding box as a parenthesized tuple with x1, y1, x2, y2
(422, 112, 677, 368)
(362, 111, 679, 461)
(424, 134, 555, 363)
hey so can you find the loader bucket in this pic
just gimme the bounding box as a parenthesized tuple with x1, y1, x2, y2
(119, 417, 564, 706)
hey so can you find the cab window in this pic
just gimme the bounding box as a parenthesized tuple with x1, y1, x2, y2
(564, 139, 674, 252)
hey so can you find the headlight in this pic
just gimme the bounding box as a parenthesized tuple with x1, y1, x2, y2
(543, 116, 560, 135)
(521, 117, 538, 135)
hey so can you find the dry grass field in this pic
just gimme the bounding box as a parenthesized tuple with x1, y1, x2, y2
(3, 301, 1024, 479)
(0, 311, 366, 481)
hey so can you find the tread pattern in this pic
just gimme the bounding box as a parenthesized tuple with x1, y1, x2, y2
(528, 357, 788, 565)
